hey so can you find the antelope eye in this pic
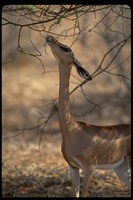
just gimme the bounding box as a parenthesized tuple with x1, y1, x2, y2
(46, 36, 53, 44)
(60, 45, 70, 52)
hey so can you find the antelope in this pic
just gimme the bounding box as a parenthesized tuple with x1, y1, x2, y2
(46, 35, 131, 197)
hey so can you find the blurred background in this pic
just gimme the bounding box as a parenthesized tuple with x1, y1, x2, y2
(2, 5, 131, 197)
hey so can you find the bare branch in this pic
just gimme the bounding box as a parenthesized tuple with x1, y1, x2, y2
(91, 36, 130, 78)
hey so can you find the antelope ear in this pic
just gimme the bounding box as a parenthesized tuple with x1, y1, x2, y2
(73, 59, 92, 80)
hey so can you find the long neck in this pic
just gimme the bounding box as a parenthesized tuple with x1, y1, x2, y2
(58, 63, 74, 137)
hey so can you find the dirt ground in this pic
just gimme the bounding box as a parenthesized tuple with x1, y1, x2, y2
(2, 133, 131, 197)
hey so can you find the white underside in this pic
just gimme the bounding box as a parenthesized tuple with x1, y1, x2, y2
(70, 157, 125, 170)
(95, 157, 125, 170)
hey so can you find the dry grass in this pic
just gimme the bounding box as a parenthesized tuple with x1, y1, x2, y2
(2, 132, 131, 197)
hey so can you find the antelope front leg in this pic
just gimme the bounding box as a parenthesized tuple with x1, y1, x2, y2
(81, 167, 94, 197)
(69, 165, 80, 197)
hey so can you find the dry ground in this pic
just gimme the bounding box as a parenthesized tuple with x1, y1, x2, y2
(2, 134, 131, 198)
(2, 62, 131, 197)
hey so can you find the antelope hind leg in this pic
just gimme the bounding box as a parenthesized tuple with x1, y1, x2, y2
(114, 157, 131, 190)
